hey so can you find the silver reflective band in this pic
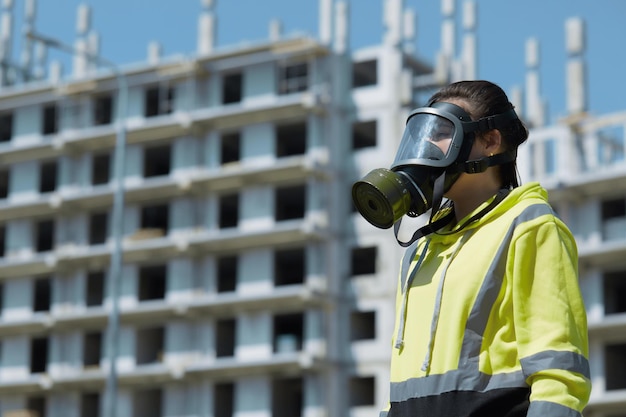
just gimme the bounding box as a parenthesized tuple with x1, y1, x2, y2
(527, 401, 582, 417)
(520, 350, 590, 379)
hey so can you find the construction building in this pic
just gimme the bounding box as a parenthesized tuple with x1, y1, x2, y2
(0, 0, 621, 416)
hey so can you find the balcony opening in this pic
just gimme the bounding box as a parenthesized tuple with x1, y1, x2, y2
(606, 343, 626, 390)
(0, 168, 8, 198)
(30, 337, 48, 373)
(92, 152, 111, 185)
(278, 62, 308, 95)
(221, 132, 241, 165)
(133, 388, 162, 417)
(139, 204, 169, 238)
(216, 318, 236, 358)
(352, 120, 377, 149)
(351, 310, 376, 341)
(26, 396, 47, 417)
(136, 327, 164, 365)
(352, 59, 378, 88)
(89, 212, 108, 245)
(0, 282, 3, 315)
(219, 193, 239, 229)
(604, 271, 626, 314)
(272, 377, 303, 417)
(138, 264, 166, 301)
(217, 255, 237, 293)
(351, 246, 377, 276)
(222, 73, 242, 104)
(0, 225, 5, 257)
(274, 247, 305, 286)
(39, 160, 58, 193)
(0, 112, 13, 142)
(81, 392, 100, 417)
(273, 313, 303, 353)
(145, 86, 174, 117)
(86, 271, 105, 307)
(42, 104, 58, 135)
(83, 331, 102, 368)
(350, 376, 376, 406)
(276, 122, 306, 157)
(602, 198, 626, 240)
(94, 94, 113, 125)
(35, 219, 55, 252)
(275, 185, 306, 221)
(33, 276, 51, 312)
(144, 144, 171, 178)
(214, 382, 234, 417)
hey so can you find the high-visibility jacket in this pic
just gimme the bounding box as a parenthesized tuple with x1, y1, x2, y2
(382, 182, 591, 417)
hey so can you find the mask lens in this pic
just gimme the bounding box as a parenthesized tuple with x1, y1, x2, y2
(394, 114, 456, 164)
(352, 168, 413, 229)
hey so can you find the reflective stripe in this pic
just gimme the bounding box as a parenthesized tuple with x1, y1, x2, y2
(520, 350, 590, 379)
(390, 370, 527, 402)
(379, 411, 388, 417)
(390, 203, 557, 402)
(527, 400, 581, 417)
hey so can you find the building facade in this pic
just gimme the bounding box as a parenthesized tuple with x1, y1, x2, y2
(0, 0, 622, 417)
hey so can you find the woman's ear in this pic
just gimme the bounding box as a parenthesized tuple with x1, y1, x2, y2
(482, 129, 503, 154)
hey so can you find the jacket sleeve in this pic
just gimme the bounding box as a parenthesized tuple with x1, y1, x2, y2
(510, 215, 591, 417)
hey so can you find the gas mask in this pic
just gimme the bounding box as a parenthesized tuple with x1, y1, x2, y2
(352, 101, 519, 244)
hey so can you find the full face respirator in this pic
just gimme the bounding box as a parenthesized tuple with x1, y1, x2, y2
(352, 101, 519, 245)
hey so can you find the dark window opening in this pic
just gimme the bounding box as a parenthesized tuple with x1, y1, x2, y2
(144, 144, 171, 178)
(351, 246, 377, 276)
(272, 377, 303, 417)
(351, 311, 376, 341)
(352, 59, 378, 88)
(0, 225, 5, 258)
(276, 122, 306, 157)
(350, 376, 376, 406)
(0, 282, 4, 315)
(214, 383, 234, 417)
(92, 153, 111, 185)
(217, 255, 237, 293)
(83, 331, 102, 368)
(222, 73, 242, 104)
(133, 389, 162, 417)
(219, 193, 239, 229)
(33, 276, 51, 312)
(274, 248, 305, 286)
(604, 271, 626, 315)
(0, 169, 10, 198)
(89, 212, 108, 245)
(606, 343, 626, 390)
(138, 264, 166, 301)
(352, 120, 377, 149)
(140, 204, 169, 235)
(278, 62, 308, 95)
(81, 392, 100, 417)
(36, 219, 55, 252)
(86, 271, 105, 307)
(94, 94, 113, 125)
(39, 161, 58, 193)
(273, 313, 304, 353)
(275, 185, 306, 221)
(221, 132, 241, 165)
(216, 318, 236, 358)
(602, 199, 626, 220)
(42, 104, 58, 135)
(0, 113, 13, 142)
(136, 327, 164, 365)
(27, 396, 47, 417)
(145, 86, 174, 117)
(30, 337, 48, 373)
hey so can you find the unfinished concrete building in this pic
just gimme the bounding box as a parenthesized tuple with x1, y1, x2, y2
(0, 0, 621, 416)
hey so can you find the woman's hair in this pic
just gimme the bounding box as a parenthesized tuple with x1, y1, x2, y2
(427, 80, 529, 189)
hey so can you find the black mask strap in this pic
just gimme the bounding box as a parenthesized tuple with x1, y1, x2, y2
(394, 173, 450, 248)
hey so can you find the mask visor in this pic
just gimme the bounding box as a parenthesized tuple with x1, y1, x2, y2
(393, 113, 459, 167)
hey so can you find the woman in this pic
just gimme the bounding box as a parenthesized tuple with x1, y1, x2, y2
(360, 81, 591, 416)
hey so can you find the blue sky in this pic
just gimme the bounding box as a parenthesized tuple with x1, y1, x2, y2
(18, 0, 626, 122)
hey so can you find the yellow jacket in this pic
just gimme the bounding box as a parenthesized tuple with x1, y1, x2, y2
(383, 182, 591, 417)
